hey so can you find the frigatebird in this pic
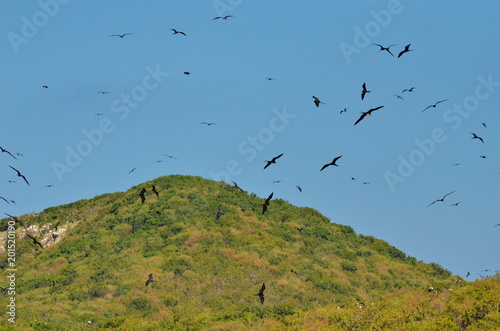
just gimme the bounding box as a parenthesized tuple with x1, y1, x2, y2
(213, 15, 233, 20)
(482, 122, 487, 128)
(354, 106, 384, 125)
(470, 133, 484, 144)
(262, 193, 273, 215)
(4, 213, 28, 230)
(216, 206, 225, 220)
(361, 83, 371, 100)
(395, 94, 403, 100)
(266, 77, 274, 81)
(312, 96, 326, 107)
(264, 153, 283, 169)
(97, 91, 108, 94)
(232, 181, 244, 192)
(171, 29, 186, 36)
(398, 44, 412, 58)
(110, 33, 133, 38)
(0, 197, 10, 204)
(145, 273, 155, 286)
(421, 99, 449, 112)
(372, 43, 397, 56)
(427, 191, 456, 207)
(164, 154, 177, 159)
(183, 72, 190, 75)
(128, 167, 137, 174)
(402, 87, 416, 93)
(450, 202, 462, 207)
(320, 155, 342, 171)
(0, 147, 17, 159)
(26, 234, 44, 249)
(340, 108, 347, 114)
(201, 122, 216, 126)
(139, 188, 147, 204)
(296, 186, 302, 192)
(152, 185, 159, 197)
(9, 166, 29, 186)
(42, 85, 48, 88)
(256, 283, 266, 305)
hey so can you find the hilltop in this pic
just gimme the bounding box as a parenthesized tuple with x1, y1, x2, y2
(1, 175, 498, 330)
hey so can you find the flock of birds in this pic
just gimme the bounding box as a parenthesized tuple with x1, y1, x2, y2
(2, 11, 497, 307)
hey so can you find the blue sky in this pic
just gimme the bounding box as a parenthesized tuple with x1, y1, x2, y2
(1, 0, 499, 280)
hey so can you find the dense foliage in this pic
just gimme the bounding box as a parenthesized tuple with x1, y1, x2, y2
(1, 175, 498, 330)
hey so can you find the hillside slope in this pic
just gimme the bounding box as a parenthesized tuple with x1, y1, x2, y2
(1, 175, 497, 330)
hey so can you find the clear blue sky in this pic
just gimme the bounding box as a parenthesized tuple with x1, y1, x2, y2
(1, 1, 499, 280)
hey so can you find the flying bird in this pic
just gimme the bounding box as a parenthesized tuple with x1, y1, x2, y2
(201, 122, 216, 126)
(402, 87, 416, 93)
(54, 221, 60, 232)
(340, 108, 347, 114)
(361, 83, 371, 100)
(216, 206, 225, 220)
(272, 180, 283, 184)
(479, 155, 487, 159)
(145, 273, 155, 286)
(128, 167, 137, 174)
(256, 283, 266, 305)
(213, 15, 233, 20)
(372, 43, 397, 56)
(312, 96, 326, 107)
(171, 29, 186, 36)
(398, 44, 412, 58)
(42, 85, 49, 88)
(296, 186, 302, 192)
(139, 188, 147, 204)
(0, 197, 10, 204)
(95, 113, 103, 116)
(110, 33, 133, 38)
(164, 154, 177, 159)
(97, 91, 108, 94)
(4, 213, 28, 230)
(232, 181, 244, 192)
(264, 153, 283, 169)
(395, 94, 403, 100)
(470, 133, 484, 144)
(354, 106, 384, 126)
(0, 147, 17, 159)
(320, 155, 342, 171)
(466, 272, 471, 278)
(451, 163, 462, 166)
(427, 190, 457, 207)
(16, 153, 23, 157)
(152, 185, 159, 197)
(183, 72, 191, 75)
(262, 192, 273, 215)
(450, 202, 462, 207)
(421, 99, 449, 112)
(266, 77, 274, 81)
(481, 122, 487, 128)
(26, 234, 44, 249)
(9, 165, 29, 186)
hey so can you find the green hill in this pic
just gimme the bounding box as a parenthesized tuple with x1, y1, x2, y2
(1, 175, 498, 330)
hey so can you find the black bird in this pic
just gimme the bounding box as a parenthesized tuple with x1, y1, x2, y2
(216, 206, 225, 220)
(152, 185, 159, 197)
(232, 181, 244, 193)
(272, 180, 283, 183)
(295, 226, 303, 233)
(312, 96, 326, 107)
(171, 29, 186, 36)
(26, 234, 44, 249)
(466, 272, 471, 278)
(402, 87, 416, 93)
(16, 153, 23, 157)
(421, 99, 449, 112)
(494, 224, 500, 227)
(183, 72, 191, 75)
(395, 94, 403, 100)
(266, 77, 274, 81)
(398, 44, 412, 58)
(4, 213, 28, 230)
(213, 15, 233, 20)
(264, 153, 284, 169)
(361, 83, 371, 100)
(97, 91, 109, 94)
(256, 283, 266, 305)
(482, 122, 487, 128)
(340, 108, 347, 114)
(45, 184, 54, 188)
(450, 202, 462, 207)
(42, 85, 49, 88)
(145, 273, 155, 286)
(54, 221, 60, 232)
(7, 180, 16, 183)
(0, 197, 10, 204)
(296, 186, 302, 192)
(451, 163, 462, 166)
(95, 113, 103, 116)
(9, 165, 29, 186)
(156, 160, 163, 163)
(110, 33, 133, 38)
(320, 155, 342, 171)
(479, 155, 487, 159)
(354, 106, 384, 126)
(262, 192, 273, 215)
(128, 167, 137, 174)
(139, 188, 147, 204)
(372, 43, 397, 56)
(0, 147, 17, 159)
(427, 191, 456, 207)
(164, 154, 177, 159)
(201, 122, 216, 126)
(470, 133, 484, 144)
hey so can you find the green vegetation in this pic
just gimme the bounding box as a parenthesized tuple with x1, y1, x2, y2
(1, 175, 498, 330)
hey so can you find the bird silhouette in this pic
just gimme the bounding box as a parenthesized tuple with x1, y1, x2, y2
(451, 163, 462, 166)
(354, 106, 384, 126)
(171, 29, 186, 36)
(213, 15, 233, 20)
(232, 181, 244, 192)
(216, 205, 225, 220)
(395, 94, 403, 100)
(183, 72, 190, 75)
(450, 202, 462, 207)
(272, 180, 283, 183)
(320, 155, 342, 171)
(398, 44, 412, 58)
(128, 167, 137, 174)
(470, 133, 484, 144)
(296, 185, 302, 192)
(201, 122, 216, 126)
(4, 213, 28, 230)
(145, 273, 155, 286)
(45, 184, 54, 188)
(97, 91, 109, 94)
(26, 234, 44, 249)
(256, 283, 266, 305)
(427, 191, 456, 207)
(421, 99, 449, 112)
(139, 188, 147, 204)
(340, 108, 347, 114)
(9, 165, 29, 186)
(54, 221, 60, 232)
(110, 33, 133, 38)
(0, 197, 10, 204)
(152, 185, 159, 197)
(266, 77, 274, 81)
(42, 85, 49, 88)
(164, 154, 177, 159)
(264, 153, 284, 169)
(482, 122, 487, 128)
(312, 96, 326, 107)
(402, 87, 416, 93)
(479, 155, 487, 159)
(361, 83, 371, 100)
(465, 272, 471, 278)
(0, 147, 17, 159)
(262, 192, 273, 214)
(372, 43, 397, 56)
